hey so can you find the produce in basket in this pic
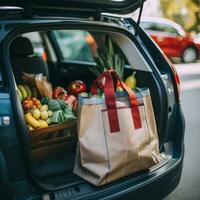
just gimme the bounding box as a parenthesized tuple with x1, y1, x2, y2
(22, 72, 52, 99)
(24, 103, 54, 130)
(47, 100, 77, 125)
(68, 80, 86, 96)
(52, 86, 78, 111)
(52, 87, 66, 99)
(22, 97, 41, 112)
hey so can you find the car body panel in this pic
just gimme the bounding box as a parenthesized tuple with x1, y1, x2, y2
(0, 13, 185, 200)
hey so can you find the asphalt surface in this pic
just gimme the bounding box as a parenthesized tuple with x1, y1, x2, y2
(165, 62, 200, 200)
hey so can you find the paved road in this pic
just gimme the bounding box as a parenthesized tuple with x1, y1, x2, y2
(165, 62, 200, 200)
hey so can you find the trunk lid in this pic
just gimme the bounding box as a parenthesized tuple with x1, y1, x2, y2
(2, 0, 146, 16)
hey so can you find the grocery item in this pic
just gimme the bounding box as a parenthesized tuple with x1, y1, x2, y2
(25, 113, 41, 129)
(38, 119, 48, 128)
(93, 35, 125, 79)
(74, 70, 160, 186)
(48, 105, 76, 125)
(48, 99, 61, 111)
(41, 97, 50, 105)
(52, 87, 66, 99)
(48, 110, 53, 117)
(32, 109, 40, 119)
(125, 72, 137, 89)
(23, 85, 32, 97)
(18, 85, 28, 100)
(35, 74, 53, 98)
(40, 110, 49, 120)
(40, 104, 48, 111)
(68, 80, 86, 96)
(61, 94, 77, 111)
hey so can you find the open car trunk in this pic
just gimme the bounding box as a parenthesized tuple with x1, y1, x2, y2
(8, 22, 169, 196)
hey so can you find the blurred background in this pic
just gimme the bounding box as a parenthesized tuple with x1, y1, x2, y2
(143, 0, 200, 34)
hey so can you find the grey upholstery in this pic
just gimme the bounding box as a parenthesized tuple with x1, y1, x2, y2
(10, 36, 49, 83)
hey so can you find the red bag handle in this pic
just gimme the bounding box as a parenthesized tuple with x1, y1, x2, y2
(91, 70, 142, 132)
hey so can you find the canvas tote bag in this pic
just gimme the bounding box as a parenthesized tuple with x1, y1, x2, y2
(74, 70, 160, 186)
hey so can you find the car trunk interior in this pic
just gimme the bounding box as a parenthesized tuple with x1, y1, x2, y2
(8, 24, 168, 194)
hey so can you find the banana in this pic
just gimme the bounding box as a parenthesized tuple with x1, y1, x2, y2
(38, 119, 48, 128)
(18, 85, 28, 100)
(23, 85, 32, 97)
(25, 113, 41, 129)
(17, 88, 23, 101)
(27, 124, 34, 131)
(31, 87, 38, 98)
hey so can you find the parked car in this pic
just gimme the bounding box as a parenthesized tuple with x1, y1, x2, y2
(140, 17, 200, 63)
(0, 1, 184, 200)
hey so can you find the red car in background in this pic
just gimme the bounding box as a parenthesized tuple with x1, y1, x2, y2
(140, 17, 200, 63)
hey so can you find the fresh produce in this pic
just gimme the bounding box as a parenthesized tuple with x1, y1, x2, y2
(18, 85, 28, 100)
(38, 120, 48, 128)
(24, 101, 53, 129)
(41, 97, 50, 105)
(48, 99, 61, 111)
(40, 104, 48, 111)
(57, 99, 67, 109)
(20, 81, 78, 129)
(27, 124, 34, 131)
(93, 35, 126, 79)
(22, 97, 41, 112)
(25, 113, 41, 129)
(68, 80, 86, 96)
(31, 97, 41, 108)
(23, 85, 32, 97)
(53, 87, 66, 99)
(61, 94, 77, 111)
(125, 72, 137, 89)
(32, 108, 40, 119)
(48, 110, 53, 117)
(18, 84, 35, 100)
(40, 110, 49, 120)
(22, 100, 33, 112)
(48, 105, 76, 125)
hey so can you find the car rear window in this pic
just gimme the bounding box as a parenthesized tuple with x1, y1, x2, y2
(22, 32, 45, 58)
(53, 30, 96, 62)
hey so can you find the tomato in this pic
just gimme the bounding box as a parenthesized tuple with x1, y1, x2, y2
(34, 100, 41, 107)
(28, 100, 33, 107)
(22, 102, 31, 112)
(31, 97, 37, 102)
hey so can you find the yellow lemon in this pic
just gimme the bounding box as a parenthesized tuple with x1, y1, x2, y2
(32, 109, 40, 120)
(40, 110, 49, 120)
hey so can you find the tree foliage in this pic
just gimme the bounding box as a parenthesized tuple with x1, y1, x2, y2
(160, 0, 200, 32)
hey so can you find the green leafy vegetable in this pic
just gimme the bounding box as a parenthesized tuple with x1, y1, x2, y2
(49, 105, 77, 124)
(48, 99, 61, 111)
(93, 35, 126, 79)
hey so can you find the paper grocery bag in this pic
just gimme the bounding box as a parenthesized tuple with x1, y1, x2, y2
(74, 70, 160, 186)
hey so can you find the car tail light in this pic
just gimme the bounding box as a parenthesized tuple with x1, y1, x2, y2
(163, 54, 180, 101)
